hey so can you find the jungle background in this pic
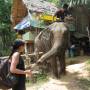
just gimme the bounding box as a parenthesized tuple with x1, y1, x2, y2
(0, 0, 90, 90)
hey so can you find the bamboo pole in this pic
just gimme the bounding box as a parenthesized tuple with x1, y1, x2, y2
(0, 52, 43, 60)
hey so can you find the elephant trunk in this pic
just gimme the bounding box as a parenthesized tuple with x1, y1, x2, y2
(38, 40, 61, 62)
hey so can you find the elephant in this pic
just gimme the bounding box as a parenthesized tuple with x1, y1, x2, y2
(34, 16, 74, 78)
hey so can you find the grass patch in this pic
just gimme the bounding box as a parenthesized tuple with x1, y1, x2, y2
(86, 60, 90, 64)
(26, 72, 48, 87)
(77, 58, 90, 90)
(85, 60, 90, 72)
(78, 78, 90, 90)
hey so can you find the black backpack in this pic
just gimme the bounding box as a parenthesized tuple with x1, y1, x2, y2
(0, 59, 18, 89)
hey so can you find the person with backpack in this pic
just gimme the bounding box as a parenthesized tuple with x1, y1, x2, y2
(8, 39, 32, 90)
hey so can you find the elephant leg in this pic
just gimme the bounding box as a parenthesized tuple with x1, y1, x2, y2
(59, 50, 66, 75)
(50, 56, 58, 78)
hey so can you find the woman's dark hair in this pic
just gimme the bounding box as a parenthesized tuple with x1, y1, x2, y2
(9, 39, 25, 59)
(63, 3, 68, 9)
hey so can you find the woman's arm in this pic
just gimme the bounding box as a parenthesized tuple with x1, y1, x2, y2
(10, 52, 31, 75)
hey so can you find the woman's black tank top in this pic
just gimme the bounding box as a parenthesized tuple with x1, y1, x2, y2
(16, 56, 26, 79)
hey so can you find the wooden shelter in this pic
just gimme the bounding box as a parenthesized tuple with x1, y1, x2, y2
(11, 0, 28, 27)
(69, 0, 90, 36)
(68, 0, 90, 55)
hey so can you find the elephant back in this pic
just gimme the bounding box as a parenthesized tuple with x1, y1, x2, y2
(39, 29, 54, 53)
(35, 29, 54, 54)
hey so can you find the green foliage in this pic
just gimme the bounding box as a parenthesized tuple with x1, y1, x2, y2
(47, 0, 90, 7)
(80, 60, 90, 90)
(0, 0, 11, 23)
(86, 60, 90, 64)
(0, 0, 16, 56)
(78, 78, 90, 90)
(48, 0, 59, 5)
(26, 72, 48, 87)
(35, 73, 48, 82)
(48, 0, 61, 7)
(68, 0, 90, 7)
(47, 0, 70, 7)
(85, 60, 90, 72)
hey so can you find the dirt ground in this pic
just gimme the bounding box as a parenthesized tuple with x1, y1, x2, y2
(26, 56, 90, 90)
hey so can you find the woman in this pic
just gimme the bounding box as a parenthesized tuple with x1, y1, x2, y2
(9, 39, 32, 90)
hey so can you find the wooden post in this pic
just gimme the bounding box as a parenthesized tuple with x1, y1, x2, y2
(11, 0, 27, 27)
(24, 41, 30, 66)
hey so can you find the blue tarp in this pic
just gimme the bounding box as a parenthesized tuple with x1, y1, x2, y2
(14, 16, 31, 30)
(13, 13, 40, 30)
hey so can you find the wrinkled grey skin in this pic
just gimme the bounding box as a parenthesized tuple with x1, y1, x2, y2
(34, 18, 71, 78)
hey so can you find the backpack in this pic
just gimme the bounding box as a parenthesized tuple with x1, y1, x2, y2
(0, 59, 18, 89)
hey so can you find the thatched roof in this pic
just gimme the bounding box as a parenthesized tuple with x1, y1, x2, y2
(22, 0, 58, 15)
(69, 0, 90, 8)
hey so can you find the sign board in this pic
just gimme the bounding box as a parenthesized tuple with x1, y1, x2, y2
(40, 15, 58, 21)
